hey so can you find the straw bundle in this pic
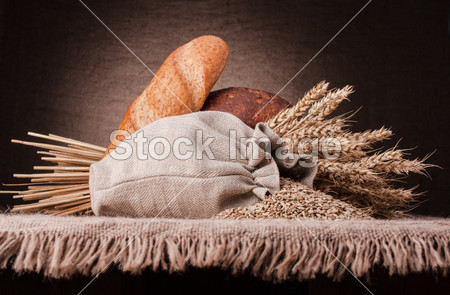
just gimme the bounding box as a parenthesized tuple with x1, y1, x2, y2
(2, 82, 433, 217)
(2, 133, 105, 215)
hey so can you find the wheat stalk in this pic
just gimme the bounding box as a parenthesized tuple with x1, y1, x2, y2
(317, 160, 385, 184)
(305, 86, 353, 121)
(2, 132, 105, 215)
(292, 115, 348, 139)
(267, 81, 329, 135)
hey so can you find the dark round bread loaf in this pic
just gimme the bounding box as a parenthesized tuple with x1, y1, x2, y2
(202, 87, 291, 128)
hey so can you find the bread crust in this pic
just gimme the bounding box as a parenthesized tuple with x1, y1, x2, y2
(202, 87, 291, 128)
(105, 35, 229, 156)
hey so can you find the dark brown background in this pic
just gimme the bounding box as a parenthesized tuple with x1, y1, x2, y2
(0, 1, 449, 293)
(0, 0, 449, 216)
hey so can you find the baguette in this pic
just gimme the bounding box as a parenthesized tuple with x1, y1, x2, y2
(105, 35, 229, 156)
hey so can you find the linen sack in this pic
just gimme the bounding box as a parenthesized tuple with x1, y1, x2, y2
(89, 111, 317, 218)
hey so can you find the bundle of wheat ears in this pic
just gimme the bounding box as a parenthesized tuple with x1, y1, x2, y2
(3, 82, 433, 217)
(267, 81, 433, 217)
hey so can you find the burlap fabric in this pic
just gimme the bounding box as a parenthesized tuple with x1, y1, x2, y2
(90, 111, 316, 218)
(0, 214, 448, 281)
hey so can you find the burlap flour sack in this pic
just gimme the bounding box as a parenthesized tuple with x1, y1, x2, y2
(89, 111, 316, 218)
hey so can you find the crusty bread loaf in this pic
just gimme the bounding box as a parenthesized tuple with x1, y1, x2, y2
(105, 35, 229, 156)
(202, 87, 291, 128)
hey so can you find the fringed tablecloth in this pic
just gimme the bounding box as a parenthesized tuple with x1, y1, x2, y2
(0, 214, 448, 282)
